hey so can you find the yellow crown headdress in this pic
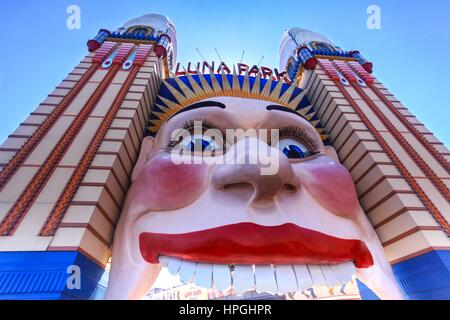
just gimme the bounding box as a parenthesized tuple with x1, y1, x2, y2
(147, 68, 328, 141)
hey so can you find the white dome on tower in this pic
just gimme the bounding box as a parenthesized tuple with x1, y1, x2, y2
(121, 14, 176, 34)
(279, 28, 334, 71)
(116, 14, 177, 65)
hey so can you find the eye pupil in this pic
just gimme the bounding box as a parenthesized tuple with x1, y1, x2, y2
(189, 139, 211, 152)
(201, 139, 210, 151)
(283, 145, 305, 159)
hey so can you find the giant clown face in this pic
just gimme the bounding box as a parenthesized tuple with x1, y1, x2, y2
(105, 74, 403, 300)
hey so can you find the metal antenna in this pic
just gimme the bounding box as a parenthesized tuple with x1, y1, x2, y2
(239, 50, 245, 63)
(257, 56, 265, 67)
(195, 48, 206, 61)
(214, 48, 223, 63)
(288, 29, 300, 47)
(183, 65, 201, 74)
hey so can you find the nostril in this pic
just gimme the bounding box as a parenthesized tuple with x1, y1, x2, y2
(223, 182, 254, 191)
(284, 184, 298, 193)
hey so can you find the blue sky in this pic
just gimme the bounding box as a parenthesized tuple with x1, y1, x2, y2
(0, 0, 449, 146)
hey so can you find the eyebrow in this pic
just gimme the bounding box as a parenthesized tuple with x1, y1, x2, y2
(266, 105, 307, 119)
(168, 101, 226, 120)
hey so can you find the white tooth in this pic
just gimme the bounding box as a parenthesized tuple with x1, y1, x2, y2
(331, 262, 355, 284)
(321, 264, 339, 287)
(212, 264, 232, 291)
(293, 265, 313, 291)
(307, 265, 327, 287)
(178, 260, 197, 283)
(159, 255, 170, 267)
(275, 265, 298, 294)
(194, 263, 213, 288)
(254, 265, 278, 294)
(343, 261, 356, 276)
(167, 257, 182, 276)
(232, 265, 255, 295)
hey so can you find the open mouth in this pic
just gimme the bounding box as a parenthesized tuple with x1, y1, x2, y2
(157, 256, 357, 295)
(139, 222, 373, 295)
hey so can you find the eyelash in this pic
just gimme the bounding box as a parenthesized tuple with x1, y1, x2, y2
(166, 119, 225, 149)
(167, 121, 319, 152)
(278, 126, 319, 151)
(181, 119, 220, 132)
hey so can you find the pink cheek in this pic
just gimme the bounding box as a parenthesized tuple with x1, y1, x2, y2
(134, 154, 209, 211)
(297, 160, 360, 218)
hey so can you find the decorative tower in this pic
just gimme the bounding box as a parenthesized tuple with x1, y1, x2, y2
(280, 28, 450, 299)
(0, 14, 176, 299)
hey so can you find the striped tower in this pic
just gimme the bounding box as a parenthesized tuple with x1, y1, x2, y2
(0, 14, 176, 299)
(280, 28, 450, 299)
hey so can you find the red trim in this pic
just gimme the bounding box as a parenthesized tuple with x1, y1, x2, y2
(87, 40, 101, 53)
(366, 191, 417, 214)
(47, 246, 108, 269)
(333, 60, 357, 82)
(350, 83, 450, 204)
(347, 61, 374, 84)
(348, 62, 449, 176)
(318, 59, 340, 81)
(358, 175, 405, 200)
(0, 65, 121, 236)
(390, 246, 450, 265)
(133, 45, 153, 66)
(112, 43, 135, 65)
(361, 62, 373, 74)
(78, 182, 122, 209)
(40, 65, 142, 236)
(372, 85, 449, 175)
(304, 58, 318, 70)
(1, 43, 139, 236)
(58, 222, 111, 247)
(0, 63, 99, 192)
(70, 202, 116, 227)
(92, 42, 116, 64)
(381, 226, 442, 247)
(373, 207, 428, 229)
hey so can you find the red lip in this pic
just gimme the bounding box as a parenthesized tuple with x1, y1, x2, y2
(139, 222, 374, 269)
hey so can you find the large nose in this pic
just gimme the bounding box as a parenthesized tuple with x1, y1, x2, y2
(212, 137, 300, 207)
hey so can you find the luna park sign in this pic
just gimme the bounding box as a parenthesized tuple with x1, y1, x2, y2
(174, 61, 291, 85)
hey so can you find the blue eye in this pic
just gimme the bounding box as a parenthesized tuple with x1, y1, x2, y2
(173, 133, 222, 155)
(283, 144, 306, 159)
(277, 138, 316, 159)
(188, 138, 211, 152)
